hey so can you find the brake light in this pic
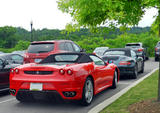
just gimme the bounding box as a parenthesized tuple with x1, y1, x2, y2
(155, 47, 158, 52)
(59, 69, 65, 75)
(92, 52, 96, 55)
(10, 69, 14, 73)
(15, 68, 19, 74)
(138, 49, 143, 52)
(67, 69, 73, 75)
(119, 61, 131, 65)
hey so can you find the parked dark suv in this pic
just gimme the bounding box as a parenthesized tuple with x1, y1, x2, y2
(24, 40, 84, 63)
(125, 42, 149, 61)
(155, 41, 160, 61)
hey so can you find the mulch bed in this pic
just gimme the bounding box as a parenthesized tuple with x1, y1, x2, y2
(128, 98, 160, 113)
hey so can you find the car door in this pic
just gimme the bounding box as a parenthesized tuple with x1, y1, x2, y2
(0, 59, 10, 88)
(89, 55, 112, 89)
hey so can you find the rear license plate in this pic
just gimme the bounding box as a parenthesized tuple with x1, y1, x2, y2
(34, 59, 42, 63)
(30, 83, 42, 91)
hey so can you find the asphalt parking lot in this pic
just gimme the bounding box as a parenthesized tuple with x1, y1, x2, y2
(0, 58, 159, 113)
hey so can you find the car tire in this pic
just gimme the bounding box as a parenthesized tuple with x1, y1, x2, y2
(155, 57, 159, 61)
(140, 62, 144, 73)
(146, 57, 149, 60)
(81, 77, 94, 106)
(111, 70, 118, 89)
(16, 93, 33, 102)
(132, 65, 138, 79)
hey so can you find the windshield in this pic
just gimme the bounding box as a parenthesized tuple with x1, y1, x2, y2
(125, 44, 140, 48)
(94, 47, 108, 53)
(104, 51, 125, 56)
(28, 43, 54, 53)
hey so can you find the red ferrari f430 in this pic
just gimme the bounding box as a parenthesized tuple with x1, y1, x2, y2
(10, 52, 119, 105)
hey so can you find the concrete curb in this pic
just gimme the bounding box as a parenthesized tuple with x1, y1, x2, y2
(88, 68, 159, 113)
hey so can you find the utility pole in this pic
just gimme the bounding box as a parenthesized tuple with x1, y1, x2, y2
(30, 21, 33, 42)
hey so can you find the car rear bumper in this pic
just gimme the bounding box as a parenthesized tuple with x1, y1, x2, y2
(15, 89, 63, 101)
(10, 80, 83, 100)
(118, 67, 134, 76)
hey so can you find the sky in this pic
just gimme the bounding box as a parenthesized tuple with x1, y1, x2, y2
(0, 0, 158, 31)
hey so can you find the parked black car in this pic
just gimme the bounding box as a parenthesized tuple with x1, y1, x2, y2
(0, 53, 24, 64)
(0, 54, 22, 91)
(102, 48, 144, 79)
(125, 43, 149, 61)
(155, 41, 160, 61)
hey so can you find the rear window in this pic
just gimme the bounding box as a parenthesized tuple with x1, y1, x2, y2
(125, 44, 140, 48)
(55, 55, 79, 62)
(104, 51, 125, 56)
(28, 43, 54, 53)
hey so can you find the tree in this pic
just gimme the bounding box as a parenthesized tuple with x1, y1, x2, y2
(0, 26, 17, 48)
(57, 0, 159, 28)
(57, 0, 160, 101)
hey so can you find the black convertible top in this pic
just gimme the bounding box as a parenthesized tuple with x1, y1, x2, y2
(104, 48, 131, 57)
(40, 52, 93, 64)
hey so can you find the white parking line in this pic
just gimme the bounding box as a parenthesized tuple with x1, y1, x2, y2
(118, 81, 132, 85)
(0, 98, 15, 104)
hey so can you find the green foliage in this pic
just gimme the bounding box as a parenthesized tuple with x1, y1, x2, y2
(57, 0, 160, 30)
(101, 70, 159, 113)
(14, 40, 30, 50)
(0, 26, 155, 57)
(0, 40, 30, 53)
(77, 33, 159, 57)
(0, 26, 18, 48)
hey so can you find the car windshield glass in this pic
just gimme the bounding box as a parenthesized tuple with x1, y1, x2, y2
(125, 44, 140, 48)
(55, 55, 79, 62)
(104, 51, 125, 56)
(94, 47, 108, 53)
(28, 43, 54, 53)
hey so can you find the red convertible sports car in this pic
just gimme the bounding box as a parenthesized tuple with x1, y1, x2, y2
(10, 52, 119, 105)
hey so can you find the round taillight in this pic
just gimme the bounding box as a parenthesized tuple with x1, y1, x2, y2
(15, 69, 19, 74)
(67, 69, 73, 75)
(59, 69, 65, 75)
(10, 69, 14, 73)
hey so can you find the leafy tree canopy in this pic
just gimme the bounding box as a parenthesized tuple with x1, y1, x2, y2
(57, 0, 159, 30)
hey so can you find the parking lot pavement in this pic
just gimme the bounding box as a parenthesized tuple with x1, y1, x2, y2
(0, 58, 158, 113)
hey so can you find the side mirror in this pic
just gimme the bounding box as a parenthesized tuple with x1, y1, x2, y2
(106, 60, 113, 64)
(80, 48, 86, 52)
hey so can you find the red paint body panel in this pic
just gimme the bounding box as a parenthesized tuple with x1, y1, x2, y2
(10, 62, 119, 100)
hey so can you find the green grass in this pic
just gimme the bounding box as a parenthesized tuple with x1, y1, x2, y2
(100, 70, 159, 113)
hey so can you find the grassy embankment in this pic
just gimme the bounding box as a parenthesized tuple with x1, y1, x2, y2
(100, 70, 158, 113)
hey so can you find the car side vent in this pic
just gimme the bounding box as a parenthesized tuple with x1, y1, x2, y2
(24, 71, 53, 75)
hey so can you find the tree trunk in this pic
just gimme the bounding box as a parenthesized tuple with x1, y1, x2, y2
(158, 9, 160, 102)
